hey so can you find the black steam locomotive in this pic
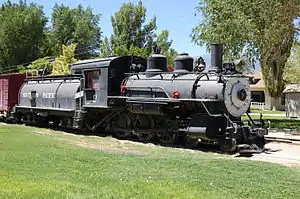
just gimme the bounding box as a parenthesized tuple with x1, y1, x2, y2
(11, 44, 269, 154)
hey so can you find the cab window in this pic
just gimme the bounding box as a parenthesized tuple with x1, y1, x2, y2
(85, 70, 101, 90)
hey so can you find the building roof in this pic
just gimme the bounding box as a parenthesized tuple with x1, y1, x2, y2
(283, 84, 300, 93)
(247, 72, 265, 89)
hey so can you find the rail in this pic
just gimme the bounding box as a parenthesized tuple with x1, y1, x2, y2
(24, 74, 82, 82)
(124, 71, 248, 79)
(110, 96, 220, 102)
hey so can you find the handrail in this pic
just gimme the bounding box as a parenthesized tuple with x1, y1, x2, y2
(124, 70, 248, 77)
(124, 86, 172, 99)
(24, 75, 82, 82)
(199, 101, 223, 117)
(108, 96, 220, 102)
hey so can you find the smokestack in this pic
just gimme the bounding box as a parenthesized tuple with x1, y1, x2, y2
(210, 44, 223, 72)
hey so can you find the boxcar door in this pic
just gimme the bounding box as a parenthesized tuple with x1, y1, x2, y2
(83, 69, 107, 107)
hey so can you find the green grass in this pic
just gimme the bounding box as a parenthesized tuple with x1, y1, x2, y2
(242, 115, 300, 131)
(1, 124, 300, 199)
(243, 109, 300, 131)
(249, 109, 286, 115)
(266, 119, 300, 130)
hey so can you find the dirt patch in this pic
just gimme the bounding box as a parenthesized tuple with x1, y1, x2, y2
(0, 122, 8, 126)
(56, 137, 147, 155)
(32, 129, 149, 155)
(35, 130, 52, 135)
(116, 139, 157, 147)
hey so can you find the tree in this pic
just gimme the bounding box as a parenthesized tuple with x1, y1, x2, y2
(0, 0, 48, 73)
(51, 4, 102, 60)
(100, 0, 179, 64)
(164, 48, 179, 67)
(101, 1, 156, 58)
(156, 30, 172, 54)
(155, 30, 179, 66)
(191, 0, 300, 107)
(284, 43, 300, 84)
(18, 43, 78, 75)
(52, 44, 78, 75)
(100, 37, 113, 57)
(17, 56, 53, 73)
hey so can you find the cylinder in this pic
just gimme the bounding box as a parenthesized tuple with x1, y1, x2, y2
(146, 54, 168, 72)
(210, 44, 223, 72)
(174, 53, 194, 72)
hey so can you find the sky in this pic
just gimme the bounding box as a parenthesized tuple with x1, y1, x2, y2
(0, 0, 261, 71)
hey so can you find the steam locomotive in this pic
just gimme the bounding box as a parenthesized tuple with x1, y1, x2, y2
(9, 43, 269, 154)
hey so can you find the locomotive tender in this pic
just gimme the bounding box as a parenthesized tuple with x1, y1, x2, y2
(12, 43, 269, 154)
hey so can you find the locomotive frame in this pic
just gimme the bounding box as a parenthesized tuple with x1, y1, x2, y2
(8, 44, 269, 155)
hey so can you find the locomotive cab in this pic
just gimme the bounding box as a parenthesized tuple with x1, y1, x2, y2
(70, 56, 147, 108)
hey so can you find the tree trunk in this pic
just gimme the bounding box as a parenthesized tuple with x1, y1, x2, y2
(260, 26, 295, 99)
(269, 97, 282, 111)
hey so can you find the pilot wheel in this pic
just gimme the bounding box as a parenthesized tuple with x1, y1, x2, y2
(220, 138, 237, 153)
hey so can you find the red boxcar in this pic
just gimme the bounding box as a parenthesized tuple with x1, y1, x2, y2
(0, 73, 26, 117)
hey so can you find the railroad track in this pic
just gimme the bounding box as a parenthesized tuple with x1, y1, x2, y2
(255, 153, 300, 162)
(265, 136, 300, 145)
(245, 150, 300, 166)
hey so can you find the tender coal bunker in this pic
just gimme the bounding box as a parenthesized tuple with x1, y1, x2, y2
(174, 53, 194, 72)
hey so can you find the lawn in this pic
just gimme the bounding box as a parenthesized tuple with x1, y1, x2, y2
(1, 124, 300, 199)
(242, 114, 300, 131)
(249, 109, 286, 115)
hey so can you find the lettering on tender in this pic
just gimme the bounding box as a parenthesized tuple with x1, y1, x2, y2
(22, 92, 55, 98)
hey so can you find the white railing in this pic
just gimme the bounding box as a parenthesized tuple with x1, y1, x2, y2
(251, 102, 265, 110)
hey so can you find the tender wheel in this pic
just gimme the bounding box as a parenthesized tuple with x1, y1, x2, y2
(158, 132, 178, 145)
(183, 136, 199, 148)
(220, 138, 237, 153)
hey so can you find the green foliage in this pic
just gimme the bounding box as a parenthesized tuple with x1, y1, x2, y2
(156, 30, 172, 54)
(284, 43, 300, 84)
(17, 44, 78, 75)
(156, 30, 178, 66)
(100, 0, 178, 62)
(192, 0, 300, 97)
(109, 0, 156, 56)
(52, 44, 78, 75)
(100, 37, 113, 57)
(51, 4, 102, 59)
(164, 48, 179, 67)
(17, 56, 53, 73)
(0, 0, 48, 73)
